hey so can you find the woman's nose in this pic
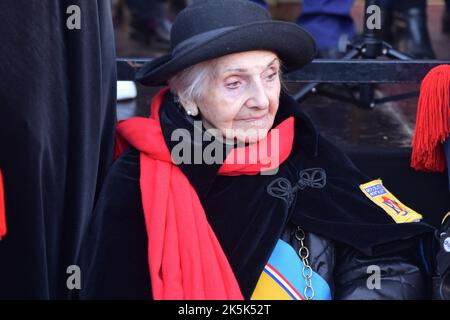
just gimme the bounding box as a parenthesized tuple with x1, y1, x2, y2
(246, 79, 269, 109)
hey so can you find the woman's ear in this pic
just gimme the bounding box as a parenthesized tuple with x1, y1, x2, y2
(186, 108, 199, 116)
(180, 98, 199, 117)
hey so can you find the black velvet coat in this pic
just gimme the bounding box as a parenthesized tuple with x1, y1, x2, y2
(0, 0, 116, 299)
(78, 90, 436, 299)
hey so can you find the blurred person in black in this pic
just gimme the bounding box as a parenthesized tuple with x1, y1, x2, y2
(380, 0, 436, 59)
(0, 0, 116, 299)
(125, 0, 170, 46)
(124, 0, 191, 48)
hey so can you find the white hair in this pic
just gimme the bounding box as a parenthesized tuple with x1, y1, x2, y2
(168, 56, 285, 108)
(168, 59, 217, 108)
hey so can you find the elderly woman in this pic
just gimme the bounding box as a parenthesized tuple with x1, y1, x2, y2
(79, 0, 437, 300)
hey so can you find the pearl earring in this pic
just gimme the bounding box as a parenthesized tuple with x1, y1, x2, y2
(187, 107, 199, 116)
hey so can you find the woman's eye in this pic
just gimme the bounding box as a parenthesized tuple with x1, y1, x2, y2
(226, 81, 241, 89)
(266, 72, 278, 81)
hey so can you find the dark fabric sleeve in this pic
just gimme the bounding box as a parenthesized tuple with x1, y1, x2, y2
(78, 148, 152, 300)
(291, 134, 436, 258)
(333, 242, 430, 300)
(0, 0, 116, 299)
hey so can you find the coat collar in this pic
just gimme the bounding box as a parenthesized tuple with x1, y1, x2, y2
(159, 89, 319, 199)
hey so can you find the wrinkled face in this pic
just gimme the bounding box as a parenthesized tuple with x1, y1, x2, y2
(196, 50, 281, 144)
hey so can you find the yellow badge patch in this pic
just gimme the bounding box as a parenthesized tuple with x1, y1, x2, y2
(359, 179, 423, 223)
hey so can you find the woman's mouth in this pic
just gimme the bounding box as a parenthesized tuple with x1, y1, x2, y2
(240, 114, 267, 123)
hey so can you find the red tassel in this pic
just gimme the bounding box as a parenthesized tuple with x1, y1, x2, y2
(0, 168, 6, 240)
(411, 64, 450, 172)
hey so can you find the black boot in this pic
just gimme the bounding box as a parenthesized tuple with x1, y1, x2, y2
(394, 7, 436, 59)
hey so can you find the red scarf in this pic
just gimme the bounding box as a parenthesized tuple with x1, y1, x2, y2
(115, 87, 295, 299)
